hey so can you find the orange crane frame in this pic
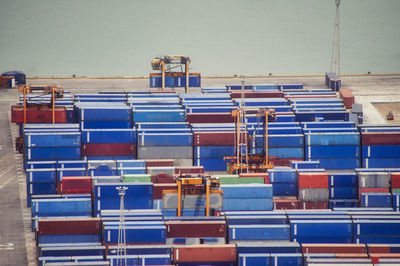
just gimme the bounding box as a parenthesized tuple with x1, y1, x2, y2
(225, 108, 277, 173)
(18, 84, 64, 124)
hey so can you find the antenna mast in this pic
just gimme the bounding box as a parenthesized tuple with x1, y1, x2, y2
(116, 186, 128, 266)
(331, 0, 341, 75)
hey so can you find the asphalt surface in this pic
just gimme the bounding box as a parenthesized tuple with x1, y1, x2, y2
(0, 87, 32, 266)
(0, 75, 399, 265)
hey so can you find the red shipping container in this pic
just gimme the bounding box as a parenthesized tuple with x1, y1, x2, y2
(11, 105, 67, 123)
(391, 173, 400, 188)
(239, 173, 269, 184)
(173, 244, 236, 262)
(193, 131, 246, 146)
(165, 221, 226, 238)
(145, 159, 174, 167)
(271, 158, 302, 167)
(299, 201, 329, 209)
(187, 113, 234, 124)
(153, 183, 177, 199)
(175, 166, 205, 175)
(359, 187, 389, 199)
(302, 244, 367, 254)
(339, 88, 355, 109)
(152, 173, 175, 184)
(362, 132, 400, 145)
(38, 218, 101, 235)
(298, 172, 329, 188)
(273, 197, 299, 210)
(59, 176, 92, 194)
(367, 244, 390, 254)
(230, 91, 284, 98)
(81, 143, 136, 156)
(370, 253, 400, 264)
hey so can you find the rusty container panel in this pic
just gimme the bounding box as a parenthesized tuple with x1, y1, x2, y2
(298, 172, 329, 188)
(165, 221, 226, 238)
(145, 159, 175, 168)
(302, 243, 367, 254)
(38, 218, 101, 235)
(187, 113, 234, 124)
(362, 132, 400, 145)
(173, 244, 236, 262)
(11, 105, 67, 123)
(60, 176, 92, 194)
(152, 173, 175, 184)
(81, 143, 136, 156)
(391, 173, 400, 188)
(273, 197, 299, 210)
(194, 132, 246, 146)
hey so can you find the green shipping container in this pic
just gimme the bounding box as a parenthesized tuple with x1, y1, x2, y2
(217, 176, 265, 185)
(122, 174, 152, 183)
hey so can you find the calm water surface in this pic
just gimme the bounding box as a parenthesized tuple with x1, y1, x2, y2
(0, 0, 399, 76)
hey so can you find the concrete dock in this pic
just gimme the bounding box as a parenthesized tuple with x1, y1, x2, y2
(0, 74, 399, 265)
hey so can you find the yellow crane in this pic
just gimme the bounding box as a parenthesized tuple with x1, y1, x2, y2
(151, 55, 191, 91)
(162, 175, 223, 217)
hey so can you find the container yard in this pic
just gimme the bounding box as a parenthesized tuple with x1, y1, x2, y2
(1, 74, 400, 266)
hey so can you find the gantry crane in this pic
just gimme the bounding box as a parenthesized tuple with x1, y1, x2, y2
(224, 108, 277, 174)
(18, 84, 64, 124)
(15, 84, 64, 152)
(162, 175, 223, 217)
(151, 55, 191, 91)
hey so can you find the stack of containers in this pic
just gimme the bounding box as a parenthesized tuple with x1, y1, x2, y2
(289, 96, 349, 122)
(325, 72, 341, 91)
(226, 211, 290, 242)
(303, 122, 361, 169)
(130, 93, 192, 166)
(26, 167, 57, 207)
(102, 220, 167, 245)
(76, 100, 134, 160)
(193, 131, 236, 171)
(220, 184, 273, 211)
(268, 167, 298, 201)
(248, 122, 304, 166)
(37, 218, 102, 245)
(23, 123, 81, 163)
(233, 97, 295, 123)
(116, 160, 147, 176)
(93, 182, 153, 216)
(289, 212, 353, 243)
(298, 172, 329, 209)
(137, 127, 193, 166)
(183, 93, 236, 170)
(360, 126, 400, 168)
(357, 170, 391, 208)
(183, 93, 236, 124)
(328, 171, 359, 209)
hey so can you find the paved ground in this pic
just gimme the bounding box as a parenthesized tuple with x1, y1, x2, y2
(0, 74, 399, 265)
(0, 90, 34, 266)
